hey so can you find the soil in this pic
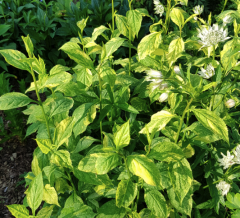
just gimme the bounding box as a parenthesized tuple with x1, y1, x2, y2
(0, 114, 37, 217)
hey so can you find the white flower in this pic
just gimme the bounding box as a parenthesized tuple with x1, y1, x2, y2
(174, 66, 181, 74)
(153, 0, 164, 17)
(223, 15, 233, 26)
(197, 24, 230, 48)
(225, 99, 235, 108)
(159, 93, 168, 102)
(145, 69, 164, 82)
(216, 181, 231, 196)
(198, 63, 215, 79)
(193, 5, 204, 15)
(233, 145, 240, 164)
(180, 1, 186, 5)
(218, 151, 235, 169)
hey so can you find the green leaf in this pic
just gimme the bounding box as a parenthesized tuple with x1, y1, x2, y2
(192, 109, 229, 143)
(226, 193, 240, 209)
(167, 37, 185, 66)
(36, 205, 54, 218)
(74, 136, 100, 153)
(104, 37, 125, 60)
(140, 110, 175, 134)
(78, 153, 121, 174)
(73, 101, 98, 136)
(91, 25, 109, 41)
(168, 184, 193, 216)
(127, 155, 160, 187)
(116, 179, 138, 208)
(49, 97, 74, 118)
(100, 66, 116, 88)
(0, 24, 11, 36)
(130, 97, 148, 112)
(144, 190, 167, 218)
(115, 14, 129, 39)
(138, 32, 162, 60)
(170, 8, 185, 28)
(44, 72, 72, 88)
(97, 200, 127, 218)
(0, 92, 32, 110)
(51, 150, 73, 169)
(157, 162, 171, 189)
(232, 210, 240, 218)
(0, 49, 30, 71)
(26, 172, 43, 215)
(73, 65, 92, 88)
(35, 139, 54, 154)
(53, 117, 75, 148)
(7, 204, 29, 218)
(127, 10, 142, 39)
(60, 42, 94, 69)
(149, 141, 185, 162)
(55, 178, 73, 194)
(169, 158, 193, 204)
(49, 65, 70, 75)
(43, 184, 60, 206)
(59, 193, 95, 218)
(73, 168, 112, 186)
(22, 35, 34, 58)
(184, 122, 221, 143)
(31, 154, 41, 176)
(116, 103, 139, 114)
(114, 120, 130, 150)
(77, 17, 89, 33)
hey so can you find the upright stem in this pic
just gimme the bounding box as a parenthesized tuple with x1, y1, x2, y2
(175, 98, 193, 144)
(79, 31, 85, 52)
(128, 0, 132, 75)
(221, 0, 228, 13)
(111, 0, 114, 38)
(31, 68, 52, 144)
(94, 69, 103, 142)
(164, 0, 171, 35)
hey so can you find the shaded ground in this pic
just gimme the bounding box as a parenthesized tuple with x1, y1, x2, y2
(0, 121, 37, 217)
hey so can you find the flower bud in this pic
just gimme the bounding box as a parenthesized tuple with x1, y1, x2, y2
(159, 93, 168, 102)
(225, 99, 235, 108)
(174, 66, 181, 74)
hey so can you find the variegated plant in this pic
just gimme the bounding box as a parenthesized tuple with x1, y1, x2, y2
(0, 0, 240, 217)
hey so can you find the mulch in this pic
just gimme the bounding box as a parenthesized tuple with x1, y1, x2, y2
(0, 115, 37, 217)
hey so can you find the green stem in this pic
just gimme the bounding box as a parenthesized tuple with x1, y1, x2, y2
(203, 178, 222, 189)
(68, 172, 77, 193)
(31, 67, 52, 144)
(181, 108, 190, 141)
(111, 0, 115, 38)
(164, 0, 171, 35)
(79, 32, 85, 52)
(175, 98, 193, 144)
(94, 69, 103, 143)
(128, 0, 132, 75)
(221, 0, 228, 13)
(212, 45, 215, 61)
(213, 71, 240, 110)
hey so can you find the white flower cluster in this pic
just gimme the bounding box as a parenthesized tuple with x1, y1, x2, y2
(193, 5, 204, 15)
(198, 63, 215, 79)
(225, 99, 236, 108)
(197, 24, 230, 48)
(216, 181, 231, 196)
(223, 15, 234, 26)
(218, 145, 240, 169)
(216, 145, 240, 195)
(153, 0, 164, 17)
(145, 69, 168, 102)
